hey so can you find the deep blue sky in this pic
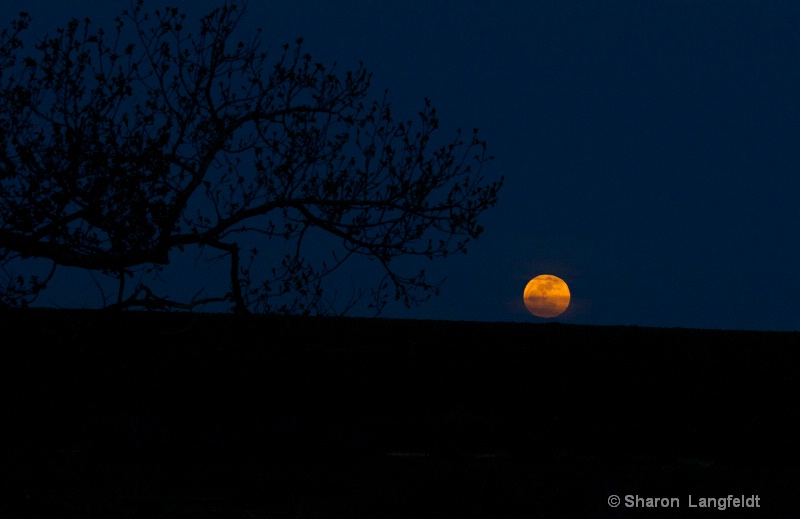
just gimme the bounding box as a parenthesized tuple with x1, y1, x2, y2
(3, 1, 799, 331)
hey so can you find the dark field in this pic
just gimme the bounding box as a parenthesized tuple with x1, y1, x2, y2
(2, 308, 799, 517)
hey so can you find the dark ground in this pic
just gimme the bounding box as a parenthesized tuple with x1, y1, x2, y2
(2, 308, 799, 517)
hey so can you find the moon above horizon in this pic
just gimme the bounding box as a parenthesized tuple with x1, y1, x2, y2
(524, 275, 570, 318)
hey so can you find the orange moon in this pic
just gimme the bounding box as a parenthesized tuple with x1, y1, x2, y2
(523, 275, 570, 318)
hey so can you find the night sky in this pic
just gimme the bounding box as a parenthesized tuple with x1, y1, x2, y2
(3, 1, 799, 331)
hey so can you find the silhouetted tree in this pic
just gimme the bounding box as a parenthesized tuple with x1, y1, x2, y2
(0, 1, 501, 314)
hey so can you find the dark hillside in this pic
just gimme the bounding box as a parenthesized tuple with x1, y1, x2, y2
(2, 308, 799, 517)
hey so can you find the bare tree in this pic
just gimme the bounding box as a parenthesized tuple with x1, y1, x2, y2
(0, 1, 502, 314)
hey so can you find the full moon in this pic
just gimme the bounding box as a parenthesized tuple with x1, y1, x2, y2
(523, 275, 570, 318)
